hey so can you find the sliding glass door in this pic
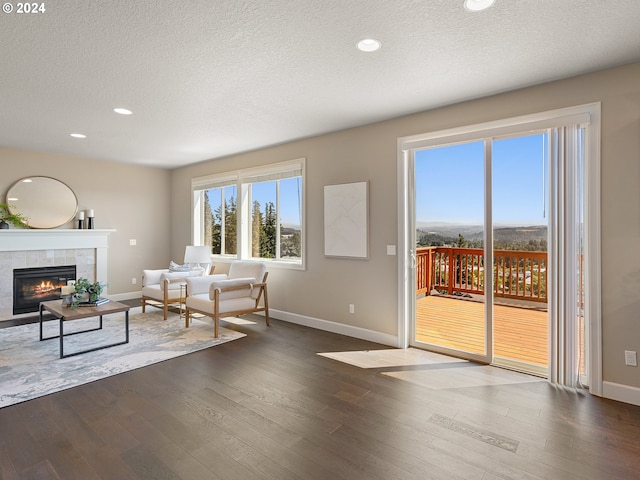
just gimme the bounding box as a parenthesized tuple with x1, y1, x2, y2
(412, 134, 550, 374)
(410, 130, 587, 380)
(401, 104, 599, 390)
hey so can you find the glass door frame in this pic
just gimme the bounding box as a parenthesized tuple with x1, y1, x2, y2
(405, 141, 494, 365)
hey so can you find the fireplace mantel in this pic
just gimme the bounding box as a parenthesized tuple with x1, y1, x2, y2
(0, 229, 115, 252)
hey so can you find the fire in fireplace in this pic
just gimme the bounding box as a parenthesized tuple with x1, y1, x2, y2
(13, 265, 77, 315)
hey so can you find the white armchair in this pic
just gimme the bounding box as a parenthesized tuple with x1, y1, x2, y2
(185, 261, 270, 337)
(141, 246, 213, 320)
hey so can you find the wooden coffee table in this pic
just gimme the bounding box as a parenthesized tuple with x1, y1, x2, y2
(39, 299, 130, 358)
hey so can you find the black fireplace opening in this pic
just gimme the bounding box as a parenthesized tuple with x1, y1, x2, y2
(13, 265, 77, 315)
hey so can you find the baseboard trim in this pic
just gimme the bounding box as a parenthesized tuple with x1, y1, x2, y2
(269, 308, 399, 347)
(109, 291, 141, 301)
(98, 298, 399, 347)
(603, 381, 640, 407)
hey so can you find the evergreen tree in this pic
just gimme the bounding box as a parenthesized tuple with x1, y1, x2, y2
(251, 200, 262, 257)
(225, 196, 237, 254)
(211, 202, 222, 254)
(280, 229, 301, 258)
(260, 202, 276, 258)
(204, 191, 214, 252)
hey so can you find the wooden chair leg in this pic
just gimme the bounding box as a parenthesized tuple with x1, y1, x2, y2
(141, 298, 146, 313)
(163, 302, 169, 320)
(263, 286, 270, 326)
(185, 308, 190, 328)
(213, 291, 220, 338)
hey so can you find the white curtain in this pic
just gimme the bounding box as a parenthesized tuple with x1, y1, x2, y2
(548, 125, 584, 388)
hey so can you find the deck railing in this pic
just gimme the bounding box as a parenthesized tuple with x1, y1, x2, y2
(416, 246, 547, 303)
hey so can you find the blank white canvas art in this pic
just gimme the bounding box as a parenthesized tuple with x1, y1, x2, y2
(324, 181, 368, 258)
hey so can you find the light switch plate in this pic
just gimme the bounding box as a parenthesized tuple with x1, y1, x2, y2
(625, 350, 638, 367)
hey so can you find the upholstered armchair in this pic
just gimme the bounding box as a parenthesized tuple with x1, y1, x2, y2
(185, 260, 270, 337)
(141, 246, 212, 320)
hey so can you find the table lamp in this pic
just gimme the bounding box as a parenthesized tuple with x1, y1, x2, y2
(183, 245, 211, 270)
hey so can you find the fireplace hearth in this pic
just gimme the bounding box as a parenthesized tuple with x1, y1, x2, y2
(13, 265, 77, 315)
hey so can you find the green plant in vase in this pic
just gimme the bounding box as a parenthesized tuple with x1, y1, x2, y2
(71, 278, 106, 308)
(0, 203, 29, 229)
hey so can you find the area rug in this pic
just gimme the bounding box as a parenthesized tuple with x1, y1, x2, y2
(0, 308, 245, 408)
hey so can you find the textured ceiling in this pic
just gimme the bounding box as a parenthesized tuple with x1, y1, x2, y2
(2, 0, 640, 169)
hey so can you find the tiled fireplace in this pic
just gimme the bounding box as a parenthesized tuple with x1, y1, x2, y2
(0, 229, 114, 320)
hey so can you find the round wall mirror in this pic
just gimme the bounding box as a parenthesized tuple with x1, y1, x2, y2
(6, 176, 78, 229)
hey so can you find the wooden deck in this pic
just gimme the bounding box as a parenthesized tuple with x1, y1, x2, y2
(416, 295, 548, 367)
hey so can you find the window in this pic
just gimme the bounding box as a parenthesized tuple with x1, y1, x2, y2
(192, 159, 305, 268)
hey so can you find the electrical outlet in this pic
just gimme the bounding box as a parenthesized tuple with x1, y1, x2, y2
(129, 239, 137, 246)
(349, 304, 355, 314)
(624, 350, 637, 367)
(131, 277, 137, 285)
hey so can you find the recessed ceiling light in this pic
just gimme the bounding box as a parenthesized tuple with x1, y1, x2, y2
(113, 107, 133, 115)
(464, 0, 496, 12)
(357, 38, 381, 52)
(70, 133, 86, 139)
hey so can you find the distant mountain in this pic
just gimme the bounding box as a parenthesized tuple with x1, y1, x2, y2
(417, 223, 484, 239)
(417, 224, 547, 250)
(494, 225, 547, 244)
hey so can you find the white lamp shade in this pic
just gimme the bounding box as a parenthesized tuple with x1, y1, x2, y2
(183, 245, 211, 265)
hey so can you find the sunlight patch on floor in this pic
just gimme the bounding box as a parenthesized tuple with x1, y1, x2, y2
(318, 347, 545, 390)
(383, 365, 545, 390)
(318, 347, 467, 369)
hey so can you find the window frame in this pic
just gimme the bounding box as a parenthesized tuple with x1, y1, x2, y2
(192, 158, 306, 270)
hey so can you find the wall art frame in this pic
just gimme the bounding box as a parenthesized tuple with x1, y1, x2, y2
(323, 181, 369, 259)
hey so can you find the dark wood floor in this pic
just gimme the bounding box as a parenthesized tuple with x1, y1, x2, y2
(2, 313, 640, 479)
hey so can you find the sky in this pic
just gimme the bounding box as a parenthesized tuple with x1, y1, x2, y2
(415, 133, 548, 226)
